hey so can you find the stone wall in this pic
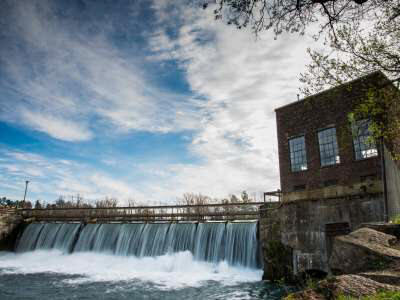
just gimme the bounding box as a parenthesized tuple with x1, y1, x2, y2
(259, 193, 384, 281)
(0, 212, 23, 251)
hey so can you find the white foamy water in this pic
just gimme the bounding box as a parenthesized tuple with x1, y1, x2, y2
(0, 250, 263, 289)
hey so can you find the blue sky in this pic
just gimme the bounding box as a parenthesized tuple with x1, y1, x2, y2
(0, 0, 317, 204)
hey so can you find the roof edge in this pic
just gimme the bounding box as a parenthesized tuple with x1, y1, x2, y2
(275, 70, 387, 112)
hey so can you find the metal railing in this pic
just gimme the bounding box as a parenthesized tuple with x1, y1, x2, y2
(18, 201, 279, 222)
(0, 207, 17, 216)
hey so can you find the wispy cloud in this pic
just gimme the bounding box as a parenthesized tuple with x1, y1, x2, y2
(0, 0, 199, 142)
(0, 0, 318, 202)
(146, 1, 316, 197)
(20, 109, 93, 141)
(0, 149, 147, 204)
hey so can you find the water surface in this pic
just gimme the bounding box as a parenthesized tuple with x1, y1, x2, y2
(0, 250, 289, 299)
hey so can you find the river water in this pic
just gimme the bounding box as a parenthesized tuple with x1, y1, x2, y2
(0, 250, 289, 299)
(0, 222, 290, 299)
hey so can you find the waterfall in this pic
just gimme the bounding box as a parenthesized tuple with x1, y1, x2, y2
(16, 222, 261, 268)
(17, 223, 82, 253)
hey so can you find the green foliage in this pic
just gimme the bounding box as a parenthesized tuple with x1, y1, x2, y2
(305, 277, 318, 290)
(300, 0, 400, 96)
(337, 290, 400, 300)
(0, 197, 32, 208)
(283, 293, 297, 300)
(299, 0, 400, 162)
(368, 258, 390, 271)
(391, 214, 400, 224)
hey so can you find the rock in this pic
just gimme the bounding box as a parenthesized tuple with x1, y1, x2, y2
(329, 228, 400, 274)
(359, 270, 400, 286)
(330, 275, 400, 297)
(350, 227, 397, 247)
(362, 223, 400, 239)
(285, 275, 400, 299)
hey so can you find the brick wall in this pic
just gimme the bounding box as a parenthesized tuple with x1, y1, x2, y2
(275, 72, 390, 194)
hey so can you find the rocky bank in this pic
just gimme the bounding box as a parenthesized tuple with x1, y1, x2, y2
(286, 224, 400, 299)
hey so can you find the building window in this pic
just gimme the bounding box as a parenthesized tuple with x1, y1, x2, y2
(289, 136, 308, 172)
(293, 184, 306, 191)
(352, 119, 378, 160)
(318, 127, 340, 167)
(324, 179, 338, 187)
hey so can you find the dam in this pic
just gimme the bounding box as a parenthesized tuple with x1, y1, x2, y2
(0, 201, 293, 299)
(16, 222, 261, 268)
(2, 201, 274, 268)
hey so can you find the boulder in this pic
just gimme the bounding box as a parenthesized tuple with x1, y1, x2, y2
(361, 223, 400, 240)
(329, 228, 400, 274)
(286, 275, 400, 299)
(349, 227, 397, 247)
(359, 269, 400, 286)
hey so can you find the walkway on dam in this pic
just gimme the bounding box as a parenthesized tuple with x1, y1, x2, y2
(16, 201, 279, 222)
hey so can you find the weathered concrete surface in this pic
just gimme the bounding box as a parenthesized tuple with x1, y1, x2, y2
(259, 193, 384, 280)
(0, 212, 23, 251)
(385, 145, 400, 219)
(329, 228, 400, 274)
(285, 275, 400, 299)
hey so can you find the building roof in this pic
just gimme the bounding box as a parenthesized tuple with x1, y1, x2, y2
(275, 71, 390, 112)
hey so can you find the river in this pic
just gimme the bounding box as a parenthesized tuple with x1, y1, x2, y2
(0, 250, 289, 299)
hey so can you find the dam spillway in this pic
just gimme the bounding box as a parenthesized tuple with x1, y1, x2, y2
(16, 222, 262, 268)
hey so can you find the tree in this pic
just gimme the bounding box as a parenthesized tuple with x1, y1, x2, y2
(127, 198, 136, 207)
(206, 0, 392, 37)
(0, 197, 18, 207)
(22, 201, 32, 209)
(34, 200, 42, 209)
(95, 197, 118, 208)
(207, 0, 400, 158)
(300, 1, 400, 95)
(241, 190, 250, 202)
(299, 1, 400, 159)
(55, 196, 66, 208)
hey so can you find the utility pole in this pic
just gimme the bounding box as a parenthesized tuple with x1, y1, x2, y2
(23, 180, 29, 204)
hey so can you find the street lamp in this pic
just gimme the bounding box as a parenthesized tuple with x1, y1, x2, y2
(23, 180, 29, 203)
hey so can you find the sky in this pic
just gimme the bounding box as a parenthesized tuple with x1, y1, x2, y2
(0, 0, 319, 205)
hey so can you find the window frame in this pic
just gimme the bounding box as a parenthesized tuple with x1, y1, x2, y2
(288, 134, 308, 173)
(351, 119, 379, 161)
(317, 126, 341, 167)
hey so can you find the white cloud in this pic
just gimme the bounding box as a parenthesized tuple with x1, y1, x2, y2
(21, 109, 92, 142)
(0, 149, 147, 205)
(0, 1, 320, 202)
(0, 0, 200, 141)
(147, 1, 316, 197)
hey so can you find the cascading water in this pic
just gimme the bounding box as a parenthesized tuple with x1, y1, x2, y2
(16, 222, 262, 268)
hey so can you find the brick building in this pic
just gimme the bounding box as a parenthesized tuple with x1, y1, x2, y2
(259, 71, 400, 280)
(275, 71, 400, 206)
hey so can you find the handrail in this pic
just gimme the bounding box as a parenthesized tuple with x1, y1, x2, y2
(18, 201, 271, 211)
(0, 207, 17, 215)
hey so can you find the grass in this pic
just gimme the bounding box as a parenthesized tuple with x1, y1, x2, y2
(391, 214, 400, 225)
(337, 291, 400, 300)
